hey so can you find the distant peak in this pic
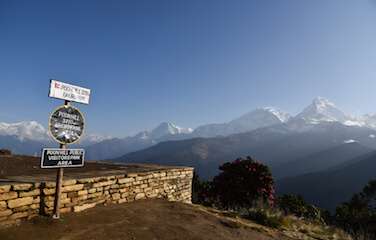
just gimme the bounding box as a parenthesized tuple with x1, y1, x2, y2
(158, 122, 176, 128)
(256, 107, 291, 123)
(150, 122, 192, 139)
(312, 97, 336, 108)
(295, 97, 349, 124)
(0, 120, 47, 141)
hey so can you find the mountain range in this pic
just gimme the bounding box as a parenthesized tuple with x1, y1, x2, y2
(2, 97, 376, 210)
(79, 97, 376, 160)
(86, 97, 376, 161)
(3, 97, 376, 158)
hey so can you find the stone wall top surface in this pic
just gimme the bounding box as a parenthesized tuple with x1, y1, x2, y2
(1, 163, 194, 184)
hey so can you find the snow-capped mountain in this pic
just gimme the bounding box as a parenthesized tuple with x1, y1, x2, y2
(229, 107, 291, 128)
(0, 121, 48, 141)
(193, 107, 291, 137)
(85, 122, 193, 160)
(295, 97, 350, 124)
(150, 122, 193, 139)
(5, 96, 376, 159)
(360, 114, 376, 129)
(79, 134, 114, 145)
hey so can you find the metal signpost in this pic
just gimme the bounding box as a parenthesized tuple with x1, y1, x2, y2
(44, 80, 91, 219)
(49, 104, 85, 145)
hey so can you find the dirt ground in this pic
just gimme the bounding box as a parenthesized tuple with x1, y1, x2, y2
(0, 155, 180, 181)
(0, 199, 289, 240)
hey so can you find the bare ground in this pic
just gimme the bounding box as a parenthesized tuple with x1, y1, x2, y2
(0, 199, 290, 240)
(0, 155, 184, 182)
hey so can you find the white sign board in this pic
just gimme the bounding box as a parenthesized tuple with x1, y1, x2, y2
(49, 80, 91, 104)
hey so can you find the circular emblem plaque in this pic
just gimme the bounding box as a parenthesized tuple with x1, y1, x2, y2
(49, 105, 85, 144)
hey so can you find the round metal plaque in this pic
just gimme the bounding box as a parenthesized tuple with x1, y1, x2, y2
(49, 105, 85, 144)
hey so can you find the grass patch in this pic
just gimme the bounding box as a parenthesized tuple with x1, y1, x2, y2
(244, 209, 283, 229)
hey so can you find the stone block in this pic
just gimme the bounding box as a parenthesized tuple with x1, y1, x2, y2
(32, 197, 40, 204)
(77, 178, 95, 184)
(119, 188, 129, 193)
(9, 211, 29, 220)
(30, 204, 39, 210)
(88, 188, 96, 194)
(135, 193, 145, 200)
(92, 180, 116, 188)
(118, 198, 127, 204)
(43, 188, 56, 195)
(0, 209, 12, 217)
(126, 173, 138, 178)
(13, 183, 33, 191)
(78, 195, 88, 201)
(0, 201, 6, 210)
(45, 182, 56, 188)
(0, 185, 11, 194)
(62, 184, 84, 192)
(13, 205, 31, 212)
(63, 179, 77, 186)
(45, 201, 54, 208)
(121, 193, 129, 198)
(19, 189, 40, 197)
(73, 203, 96, 213)
(112, 193, 120, 200)
(88, 192, 102, 199)
(61, 198, 71, 205)
(146, 193, 158, 198)
(78, 190, 88, 196)
(8, 197, 33, 209)
(0, 192, 18, 201)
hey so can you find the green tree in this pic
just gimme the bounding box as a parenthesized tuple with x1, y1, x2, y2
(192, 172, 215, 206)
(212, 156, 275, 210)
(335, 180, 376, 240)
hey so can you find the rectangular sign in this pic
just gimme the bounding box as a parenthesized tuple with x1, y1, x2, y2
(49, 80, 91, 104)
(41, 148, 85, 168)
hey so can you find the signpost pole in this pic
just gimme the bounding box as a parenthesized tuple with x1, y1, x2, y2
(46, 80, 90, 220)
(52, 100, 69, 219)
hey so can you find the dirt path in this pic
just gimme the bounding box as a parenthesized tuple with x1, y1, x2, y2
(0, 199, 288, 240)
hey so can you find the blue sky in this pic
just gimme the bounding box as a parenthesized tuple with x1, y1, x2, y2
(1, 0, 376, 137)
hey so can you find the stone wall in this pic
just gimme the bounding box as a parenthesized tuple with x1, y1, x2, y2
(0, 167, 193, 227)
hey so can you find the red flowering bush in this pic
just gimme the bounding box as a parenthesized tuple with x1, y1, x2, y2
(212, 156, 275, 209)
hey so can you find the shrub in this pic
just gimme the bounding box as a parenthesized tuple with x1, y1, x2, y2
(0, 149, 11, 155)
(245, 209, 283, 228)
(212, 156, 275, 210)
(334, 181, 376, 240)
(278, 194, 307, 217)
(277, 194, 327, 224)
(192, 172, 215, 206)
